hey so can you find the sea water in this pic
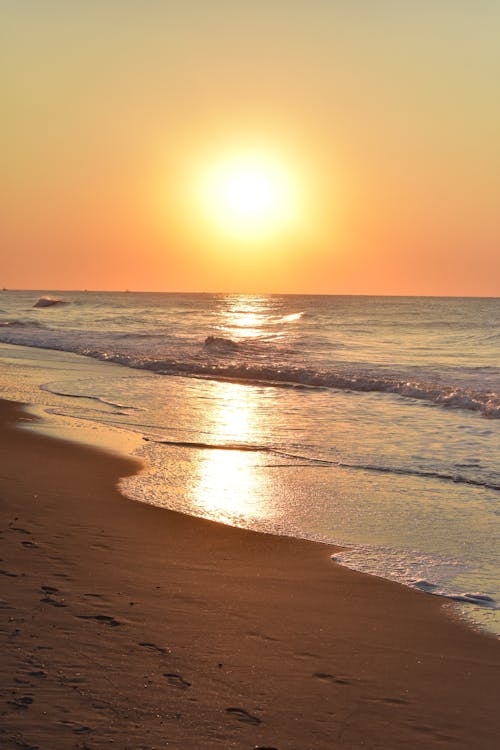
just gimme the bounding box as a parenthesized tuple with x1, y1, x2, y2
(0, 291, 498, 633)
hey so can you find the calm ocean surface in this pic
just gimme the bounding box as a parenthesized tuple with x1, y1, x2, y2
(1, 291, 499, 633)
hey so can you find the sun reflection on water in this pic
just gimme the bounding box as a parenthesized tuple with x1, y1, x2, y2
(190, 382, 270, 525)
(220, 295, 271, 339)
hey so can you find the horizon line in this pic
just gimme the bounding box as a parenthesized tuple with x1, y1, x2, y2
(1, 288, 498, 300)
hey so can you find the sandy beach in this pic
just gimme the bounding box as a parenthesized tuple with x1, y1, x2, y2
(0, 398, 498, 749)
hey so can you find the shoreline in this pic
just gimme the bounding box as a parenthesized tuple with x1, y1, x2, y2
(1, 398, 499, 749)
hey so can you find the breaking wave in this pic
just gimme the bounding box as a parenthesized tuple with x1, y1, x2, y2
(0, 326, 497, 418)
(128, 359, 500, 418)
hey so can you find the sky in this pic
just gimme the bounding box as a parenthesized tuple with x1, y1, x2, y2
(2, 0, 499, 295)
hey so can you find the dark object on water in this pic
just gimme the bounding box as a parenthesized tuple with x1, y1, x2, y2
(204, 335, 239, 351)
(33, 296, 67, 308)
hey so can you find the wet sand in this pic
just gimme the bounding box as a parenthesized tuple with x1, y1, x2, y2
(0, 398, 498, 749)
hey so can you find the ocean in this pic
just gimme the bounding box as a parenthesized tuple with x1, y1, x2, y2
(0, 290, 498, 633)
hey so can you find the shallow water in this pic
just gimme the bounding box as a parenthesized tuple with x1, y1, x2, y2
(0, 291, 498, 633)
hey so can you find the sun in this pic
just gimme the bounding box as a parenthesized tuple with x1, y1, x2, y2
(221, 169, 277, 221)
(197, 152, 300, 241)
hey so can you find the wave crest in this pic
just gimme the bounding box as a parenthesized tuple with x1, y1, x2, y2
(139, 359, 499, 418)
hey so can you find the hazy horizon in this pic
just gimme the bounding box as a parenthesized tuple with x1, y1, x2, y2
(3, 287, 498, 300)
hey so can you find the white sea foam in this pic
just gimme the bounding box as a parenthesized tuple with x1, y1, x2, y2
(331, 548, 497, 610)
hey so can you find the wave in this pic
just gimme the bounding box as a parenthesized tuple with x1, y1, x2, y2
(0, 327, 498, 418)
(330, 550, 497, 610)
(280, 311, 304, 323)
(0, 319, 48, 329)
(144, 437, 268, 452)
(145, 438, 500, 491)
(336, 460, 500, 492)
(39, 382, 142, 412)
(135, 360, 499, 418)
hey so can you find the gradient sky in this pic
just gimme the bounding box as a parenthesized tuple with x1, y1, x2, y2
(2, 1, 499, 295)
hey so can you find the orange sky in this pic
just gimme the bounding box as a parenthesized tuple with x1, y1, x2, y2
(2, 1, 499, 295)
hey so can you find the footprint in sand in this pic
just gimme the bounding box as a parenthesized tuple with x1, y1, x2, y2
(41, 585, 59, 594)
(247, 631, 279, 643)
(40, 586, 66, 607)
(314, 672, 351, 685)
(363, 695, 410, 705)
(8, 696, 34, 710)
(140, 641, 170, 655)
(73, 725, 92, 734)
(76, 614, 121, 627)
(225, 707, 261, 724)
(28, 671, 47, 679)
(40, 596, 66, 608)
(163, 673, 191, 689)
(60, 720, 92, 734)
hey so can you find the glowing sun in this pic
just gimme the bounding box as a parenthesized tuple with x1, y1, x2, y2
(198, 152, 300, 241)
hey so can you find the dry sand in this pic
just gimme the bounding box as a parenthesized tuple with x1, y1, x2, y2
(0, 398, 498, 749)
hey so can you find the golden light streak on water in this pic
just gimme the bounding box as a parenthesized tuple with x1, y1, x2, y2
(190, 382, 269, 524)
